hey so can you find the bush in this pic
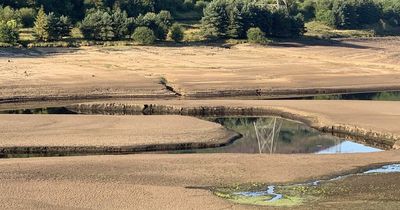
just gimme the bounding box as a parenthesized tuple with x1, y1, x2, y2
(0, 20, 19, 44)
(132, 26, 156, 44)
(247, 27, 266, 44)
(169, 23, 184, 42)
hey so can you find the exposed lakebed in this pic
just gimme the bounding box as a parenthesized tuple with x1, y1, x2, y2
(0, 108, 383, 157)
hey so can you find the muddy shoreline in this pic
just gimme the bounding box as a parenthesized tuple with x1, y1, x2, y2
(2, 85, 400, 104)
(66, 102, 400, 150)
(0, 132, 241, 158)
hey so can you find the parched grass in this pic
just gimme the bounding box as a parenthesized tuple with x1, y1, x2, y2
(305, 21, 376, 39)
(27, 41, 79, 48)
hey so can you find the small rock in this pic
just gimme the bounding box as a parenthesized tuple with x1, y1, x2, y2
(393, 141, 400, 150)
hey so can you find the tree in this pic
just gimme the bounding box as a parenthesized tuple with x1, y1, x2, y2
(34, 7, 49, 41)
(247, 27, 266, 44)
(47, 13, 72, 40)
(0, 20, 19, 44)
(169, 23, 184, 42)
(132, 26, 156, 44)
(81, 9, 131, 40)
(200, 0, 229, 39)
(111, 9, 132, 39)
(227, 5, 244, 38)
(134, 11, 172, 40)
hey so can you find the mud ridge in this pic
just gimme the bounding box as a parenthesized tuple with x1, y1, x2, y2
(0, 131, 242, 157)
(68, 102, 400, 149)
(182, 86, 400, 98)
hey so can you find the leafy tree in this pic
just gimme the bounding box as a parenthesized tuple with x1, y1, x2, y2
(132, 26, 156, 44)
(0, 20, 19, 44)
(169, 23, 184, 42)
(34, 7, 49, 41)
(246, 27, 265, 44)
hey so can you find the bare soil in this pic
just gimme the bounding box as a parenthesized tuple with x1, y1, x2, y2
(2, 37, 400, 101)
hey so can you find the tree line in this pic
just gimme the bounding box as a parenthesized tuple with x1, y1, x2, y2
(1, 0, 400, 45)
(300, 0, 400, 29)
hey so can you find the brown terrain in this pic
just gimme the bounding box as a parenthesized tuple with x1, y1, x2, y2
(1, 37, 400, 101)
(0, 37, 400, 209)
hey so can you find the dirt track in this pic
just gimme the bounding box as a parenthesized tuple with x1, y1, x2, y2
(2, 37, 400, 101)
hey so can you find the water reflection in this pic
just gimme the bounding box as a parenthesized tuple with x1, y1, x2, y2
(190, 117, 381, 154)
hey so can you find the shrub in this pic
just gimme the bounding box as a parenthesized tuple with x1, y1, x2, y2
(247, 27, 266, 44)
(132, 26, 156, 44)
(169, 23, 184, 42)
(0, 20, 19, 44)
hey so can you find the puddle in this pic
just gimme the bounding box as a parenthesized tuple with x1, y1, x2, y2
(172, 117, 382, 154)
(216, 163, 400, 206)
(0, 107, 76, 114)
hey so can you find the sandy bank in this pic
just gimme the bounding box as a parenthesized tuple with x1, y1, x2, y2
(0, 115, 239, 153)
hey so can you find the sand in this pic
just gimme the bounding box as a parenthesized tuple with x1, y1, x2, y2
(0, 115, 237, 148)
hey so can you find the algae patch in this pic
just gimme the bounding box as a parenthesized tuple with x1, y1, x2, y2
(213, 185, 304, 207)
